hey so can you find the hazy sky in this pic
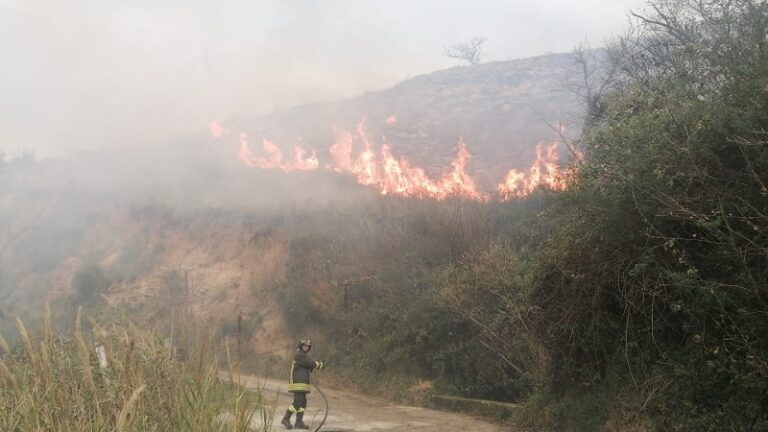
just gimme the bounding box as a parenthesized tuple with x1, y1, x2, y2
(1, 0, 642, 157)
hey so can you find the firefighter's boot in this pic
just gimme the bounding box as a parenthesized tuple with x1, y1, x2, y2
(294, 412, 309, 430)
(280, 410, 294, 429)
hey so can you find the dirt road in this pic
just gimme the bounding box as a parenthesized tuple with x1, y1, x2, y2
(231, 374, 508, 431)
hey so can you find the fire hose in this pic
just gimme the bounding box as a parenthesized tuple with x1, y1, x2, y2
(312, 376, 329, 432)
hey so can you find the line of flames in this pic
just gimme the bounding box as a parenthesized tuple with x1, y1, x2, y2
(211, 120, 572, 201)
(238, 133, 320, 172)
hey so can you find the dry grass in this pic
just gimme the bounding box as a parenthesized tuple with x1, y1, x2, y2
(0, 306, 268, 431)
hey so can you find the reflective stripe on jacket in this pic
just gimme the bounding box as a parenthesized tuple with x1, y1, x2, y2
(288, 349, 321, 393)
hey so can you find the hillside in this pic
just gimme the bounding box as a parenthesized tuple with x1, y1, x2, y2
(224, 53, 583, 190)
(0, 52, 584, 346)
(3, 1, 768, 431)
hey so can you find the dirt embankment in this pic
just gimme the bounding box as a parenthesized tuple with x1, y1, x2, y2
(1, 206, 294, 356)
(101, 212, 294, 355)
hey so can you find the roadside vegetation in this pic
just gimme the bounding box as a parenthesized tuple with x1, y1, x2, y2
(275, 1, 768, 430)
(0, 306, 266, 431)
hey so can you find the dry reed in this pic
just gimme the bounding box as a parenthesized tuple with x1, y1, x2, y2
(0, 311, 267, 431)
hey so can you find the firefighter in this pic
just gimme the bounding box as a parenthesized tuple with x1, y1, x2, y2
(281, 338, 324, 430)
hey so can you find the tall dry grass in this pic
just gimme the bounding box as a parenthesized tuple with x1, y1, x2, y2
(0, 306, 268, 431)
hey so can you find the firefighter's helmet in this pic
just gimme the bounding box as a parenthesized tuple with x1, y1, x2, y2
(298, 338, 312, 350)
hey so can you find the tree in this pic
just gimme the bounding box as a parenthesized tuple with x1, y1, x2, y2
(444, 36, 486, 65)
(532, 0, 768, 428)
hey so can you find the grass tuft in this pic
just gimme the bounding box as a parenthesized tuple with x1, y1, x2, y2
(0, 310, 268, 431)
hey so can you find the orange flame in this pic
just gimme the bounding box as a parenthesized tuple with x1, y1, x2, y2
(325, 121, 486, 200)
(497, 142, 571, 199)
(208, 121, 225, 138)
(238, 133, 318, 172)
(218, 119, 572, 201)
(283, 145, 320, 171)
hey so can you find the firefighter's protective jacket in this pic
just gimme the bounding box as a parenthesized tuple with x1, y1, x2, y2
(288, 349, 323, 393)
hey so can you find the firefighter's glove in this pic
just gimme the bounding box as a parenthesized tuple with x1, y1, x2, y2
(315, 361, 325, 370)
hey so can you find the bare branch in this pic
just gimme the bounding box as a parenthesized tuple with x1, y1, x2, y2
(444, 36, 486, 65)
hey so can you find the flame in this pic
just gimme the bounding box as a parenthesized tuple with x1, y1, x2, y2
(497, 142, 571, 199)
(208, 121, 225, 138)
(218, 119, 572, 201)
(284, 145, 320, 171)
(386, 115, 398, 125)
(325, 121, 486, 200)
(238, 133, 318, 172)
(439, 139, 485, 200)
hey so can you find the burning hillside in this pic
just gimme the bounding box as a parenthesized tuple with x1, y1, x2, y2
(206, 53, 585, 201)
(211, 119, 572, 201)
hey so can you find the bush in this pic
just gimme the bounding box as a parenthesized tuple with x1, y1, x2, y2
(72, 263, 111, 306)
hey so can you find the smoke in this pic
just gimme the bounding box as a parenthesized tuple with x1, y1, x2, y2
(1, 0, 639, 157)
(0, 0, 648, 341)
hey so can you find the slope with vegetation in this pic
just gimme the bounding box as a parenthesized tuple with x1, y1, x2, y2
(1, 1, 766, 430)
(270, 1, 768, 430)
